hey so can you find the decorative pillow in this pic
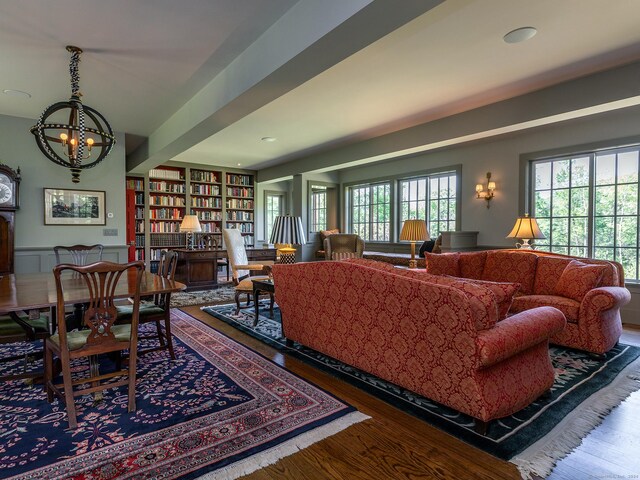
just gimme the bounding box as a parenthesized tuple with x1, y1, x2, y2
(454, 277, 520, 320)
(424, 252, 460, 276)
(554, 260, 607, 302)
(332, 251, 359, 261)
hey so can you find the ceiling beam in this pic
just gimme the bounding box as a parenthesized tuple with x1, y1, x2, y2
(257, 60, 640, 182)
(127, 0, 444, 173)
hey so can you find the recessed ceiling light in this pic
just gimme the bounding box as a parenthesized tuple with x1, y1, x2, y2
(3, 89, 31, 98)
(261, 136, 276, 142)
(503, 27, 537, 44)
(237, 163, 241, 166)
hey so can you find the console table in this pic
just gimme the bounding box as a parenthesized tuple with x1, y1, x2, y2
(174, 248, 276, 291)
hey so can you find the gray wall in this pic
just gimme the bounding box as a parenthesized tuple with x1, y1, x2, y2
(0, 114, 128, 272)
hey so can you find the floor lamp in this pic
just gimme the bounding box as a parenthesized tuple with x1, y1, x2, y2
(269, 215, 306, 264)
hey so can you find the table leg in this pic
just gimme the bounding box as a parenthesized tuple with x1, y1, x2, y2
(253, 287, 261, 327)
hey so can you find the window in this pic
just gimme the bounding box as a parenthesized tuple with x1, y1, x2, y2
(264, 192, 285, 242)
(350, 183, 391, 241)
(310, 186, 327, 232)
(531, 146, 640, 281)
(399, 172, 457, 236)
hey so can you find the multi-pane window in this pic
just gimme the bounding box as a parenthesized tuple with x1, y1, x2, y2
(532, 146, 640, 281)
(310, 187, 327, 232)
(399, 173, 456, 237)
(350, 183, 390, 241)
(265, 193, 284, 242)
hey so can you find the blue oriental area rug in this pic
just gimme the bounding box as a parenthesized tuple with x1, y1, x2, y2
(203, 302, 640, 479)
(0, 310, 367, 480)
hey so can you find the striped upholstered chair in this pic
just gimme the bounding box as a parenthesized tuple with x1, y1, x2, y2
(324, 234, 365, 261)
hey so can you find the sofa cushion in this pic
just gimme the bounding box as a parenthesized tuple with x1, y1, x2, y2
(458, 251, 487, 279)
(534, 256, 571, 295)
(455, 277, 520, 320)
(554, 260, 607, 302)
(511, 295, 580, 323)
(425, 252, 460, 276)
(482, 250, 537, 295)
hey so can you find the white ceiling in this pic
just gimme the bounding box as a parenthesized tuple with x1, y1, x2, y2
(2, 0, 640, 173)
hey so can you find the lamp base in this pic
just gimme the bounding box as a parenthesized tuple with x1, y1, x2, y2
(279, 251, 296, 264)
(516, 239, 534, 250)
(408, 259, 418, 269)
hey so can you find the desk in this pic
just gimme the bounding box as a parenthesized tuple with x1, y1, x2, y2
(174, 248, 277, 291)
(0, 271, 186, 313)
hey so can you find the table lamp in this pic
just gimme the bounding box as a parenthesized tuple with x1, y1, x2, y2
(400, 219, 430, 268)
(506, 214, 546, 249)
(180, 215, 202, 250)
(269, 215, 306, 264)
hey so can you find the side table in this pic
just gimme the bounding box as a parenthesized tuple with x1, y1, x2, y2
(251, 278, 275, 326)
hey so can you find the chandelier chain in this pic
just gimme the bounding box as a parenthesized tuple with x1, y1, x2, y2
(69, 48, 81, 98)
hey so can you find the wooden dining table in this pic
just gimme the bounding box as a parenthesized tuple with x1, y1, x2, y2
(0, 270, 186, 315)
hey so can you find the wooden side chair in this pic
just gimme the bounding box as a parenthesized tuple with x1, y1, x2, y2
(116, 250, 178, 360)
(222, 228, 273, 314)
(54, 244, 104, 330)
(44, 261, 144, 429)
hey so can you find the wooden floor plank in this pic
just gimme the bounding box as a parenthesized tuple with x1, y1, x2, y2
(181, 306, 640, 480)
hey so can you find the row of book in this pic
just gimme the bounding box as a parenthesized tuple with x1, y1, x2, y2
(135, 220, 145, 233)
(149, 181, 186, 193)
(149, 223, 183, 233)
(149, 169, 183, 180)
(196, 211, 222, 220)
(149, 208, 183, 220)
(226, 222, 253, 233)
(226, 187, 254, 198)
(191, 197, 222, 208)
(149, 196, 186, 206)
(226, 211, 254, 221)
(190, 184, 220, 196)
(134, 207, 144, 219)
(191, 171, 220, 183)
(226, 173, 253, 186)
(134, 193, 145, 204)
(126, 178, 144, 190)
(150, 234, 184, 247)
(226, 198, 254, 209)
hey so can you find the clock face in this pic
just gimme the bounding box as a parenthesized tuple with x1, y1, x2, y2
(0, 173, 14, 206)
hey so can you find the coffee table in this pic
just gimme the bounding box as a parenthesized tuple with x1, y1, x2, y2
(251, 278, 275, 326)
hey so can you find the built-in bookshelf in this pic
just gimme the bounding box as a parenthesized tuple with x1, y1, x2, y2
(190, 168, 222, 245)
(225, 173, 254, 246)
(148, 166, 186, 265)
(126, 176, 145, 262)
(125, 165, 256, 270)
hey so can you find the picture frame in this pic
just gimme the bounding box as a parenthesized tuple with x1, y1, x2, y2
(44, 188, 106, 225)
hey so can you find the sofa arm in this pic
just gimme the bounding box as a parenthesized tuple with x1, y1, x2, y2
(476, 307, 566, 368)
(580, 286, 631, 317)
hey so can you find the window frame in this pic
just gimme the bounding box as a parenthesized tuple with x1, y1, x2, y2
(523, 138, 640, 283)
(263, 190, 286, 243)
(343, 164, 461, 243)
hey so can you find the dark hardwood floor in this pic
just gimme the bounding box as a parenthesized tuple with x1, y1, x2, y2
(182, 305, 640, 480)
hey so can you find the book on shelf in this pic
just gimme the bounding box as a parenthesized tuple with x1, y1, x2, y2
(149, 168, 183, 180)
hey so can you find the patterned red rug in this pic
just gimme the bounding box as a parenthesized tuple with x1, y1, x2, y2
(0, 310, 368, 479)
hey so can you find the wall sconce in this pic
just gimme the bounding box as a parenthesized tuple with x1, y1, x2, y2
(475, 172, 496, 208)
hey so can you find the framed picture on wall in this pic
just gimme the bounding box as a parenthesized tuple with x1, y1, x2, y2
(44, 188, 106, 225)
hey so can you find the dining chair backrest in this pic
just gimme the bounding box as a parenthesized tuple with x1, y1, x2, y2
(53, 261, 144, 352)
(54, 244, 104, 266)
(222, 228, 249, 280)
(154, 250, 178, 309)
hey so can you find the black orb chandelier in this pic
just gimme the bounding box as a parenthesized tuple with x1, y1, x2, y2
(30, 46, 115, 183)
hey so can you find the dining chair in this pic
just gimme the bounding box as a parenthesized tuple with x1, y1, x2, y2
(44, 260, 144, 429)
(54, 244, 104, 330)
(0, 311, 49, 382)
(222, 228, 273, 314)
(116, 250, 178, 360)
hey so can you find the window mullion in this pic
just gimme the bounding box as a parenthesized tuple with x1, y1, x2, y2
(587, 153, 596, 258)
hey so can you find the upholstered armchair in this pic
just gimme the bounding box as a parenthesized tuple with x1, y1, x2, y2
(222, 228, 274, 313)
(324, 233, 365, 260)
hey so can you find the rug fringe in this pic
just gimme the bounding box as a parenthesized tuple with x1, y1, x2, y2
(196, 411, 370, 480)
(512, 356, 640, 479)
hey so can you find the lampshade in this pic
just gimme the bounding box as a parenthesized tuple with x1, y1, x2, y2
(399, 219, 430, 242)
(180, 215, 202, 233)
(269, 215, 306, 245)
(506, 214, 545, 239)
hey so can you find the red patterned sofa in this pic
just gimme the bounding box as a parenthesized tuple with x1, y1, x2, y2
(422, 249, 631, 356)
(272, 260, 565, 429)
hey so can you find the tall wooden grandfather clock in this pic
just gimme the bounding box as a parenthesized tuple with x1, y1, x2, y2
(0, 164, 20, 275)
